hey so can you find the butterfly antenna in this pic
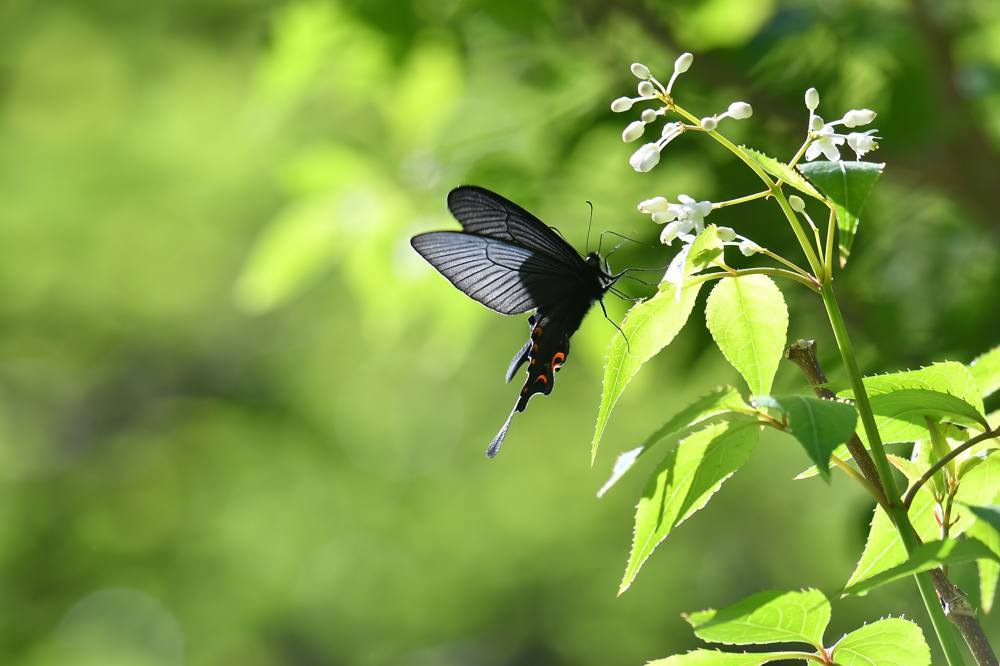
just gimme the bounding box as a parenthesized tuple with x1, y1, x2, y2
(585, 200, 595, 254)
(599, 298, 630, 352)
(599, 230, 655, 252)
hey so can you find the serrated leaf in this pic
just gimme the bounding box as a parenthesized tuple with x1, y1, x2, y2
(846, 455, 1000, 589)
(647, 650, 796, 666)
(592, 228, 722, 461)
(797, 160, 883, 267)
(741, 146, 822, 200)
(970, 345, 1000, 399)
(755, 395, 856, 481)
(968, 518, 1000, 613)
(598, 386, 749, 497)
(843, 538, 999, 596)
(840, 363, 986, 445)
(620, 417, 759, 594)
(830, 618, 930, 666)
(684, 589, 830, 648)
(705, 275, 788, 396)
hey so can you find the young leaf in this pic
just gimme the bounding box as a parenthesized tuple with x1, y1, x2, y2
(705, 275, 788, 396)
(598, 386, 749, 497)
(797, 160, 883, 267)
(592, 228, 722, 461)
(648, 650, 797, 666)
(830, 618, 930, 666)
(843, 538, 1000, 596)
(755, 395, 856, 480)
(970, 345, 1000, 399)
(968, 518, 1000, 613)
(966, 504, 1000, 536)
(684, 589, 830, 648)
(741, 146, 823, 200)
(620, 417, 759, 594)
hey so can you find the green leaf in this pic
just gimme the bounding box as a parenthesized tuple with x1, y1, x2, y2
(968, 518, 1000, 613)
(970, 345, 1000, 399)
(684, 589, 830, 648)
(705, 275, 788, 396)
(967, 504, 1000, 536)
(841, 363, 987, 445)
(846, 454, 1000, 588)
(755, 395, 856, 481)
(647, 650, 797, 665)
(830, 618, 930, 666)
(592, 228, 722, 461)
(741, 146, 822, 200)
(598, 386, 749, 497)
(620, 417, 759, 593)
(797, 160, 883, 267)
(843, 538, 999, 596)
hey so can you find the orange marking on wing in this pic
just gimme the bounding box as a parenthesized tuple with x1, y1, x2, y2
(552, 352, 566, 366)
(535, 374, 548, 385)
(531, 326, 544, 339)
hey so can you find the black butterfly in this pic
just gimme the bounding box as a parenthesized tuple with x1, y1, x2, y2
(411, 185, 630, 458)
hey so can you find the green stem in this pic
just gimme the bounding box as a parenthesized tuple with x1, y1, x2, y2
(686, 267, 819, 292)
(819, 282, 899, 501)
(819, 280, 966, 665)
(712, 189, 771, 208)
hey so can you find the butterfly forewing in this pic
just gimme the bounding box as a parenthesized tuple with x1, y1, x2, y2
(447, 186, 587, 271)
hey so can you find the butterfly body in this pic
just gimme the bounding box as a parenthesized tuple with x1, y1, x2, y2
(411, 186, 618, 457)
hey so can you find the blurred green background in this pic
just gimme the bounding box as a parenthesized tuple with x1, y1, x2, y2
(1, 0, 998, 664)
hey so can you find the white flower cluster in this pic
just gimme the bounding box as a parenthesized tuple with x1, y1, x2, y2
(611, 53, 753, 173)
(637, 194, 738, 246)
(803, 87, 879, 161)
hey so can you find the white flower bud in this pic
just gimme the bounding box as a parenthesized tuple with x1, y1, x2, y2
(805, 87, 819, 111)
(674, 52, 693, 74)
(842, 108, 877, 128)
(637, 81, 656, 98)
(660, 122, 684, 143)
(622, 120, 646, 142)
(716, 226, 736, 241)
(700, 116, 718, 131)
(611, 96, 634, 112)
(629, 143, 661, 172)
(727, 102, 752, 119)
(660, 221, 683, 245)
(739, 239, 760, 256)
(630, 62, 651, 79)
(641, 108, 657, 124)
(638, 196, 670, 213)
(652, 210, 677, 224)
(809, 115, 824, 132)
(788, 195, 806, 212)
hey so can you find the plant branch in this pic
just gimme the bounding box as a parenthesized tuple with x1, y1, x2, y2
(928, 569, 1000, 666)
(784, 339, 890, 511)
(903, 426, 1000, 509)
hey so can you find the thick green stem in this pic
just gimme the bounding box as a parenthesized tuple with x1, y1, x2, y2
(820, 280, 967, 665)
(819, 282, 899, 501)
